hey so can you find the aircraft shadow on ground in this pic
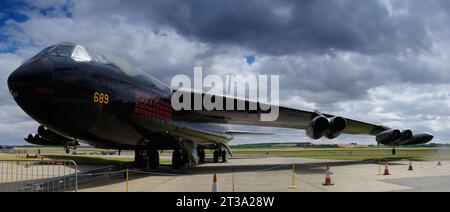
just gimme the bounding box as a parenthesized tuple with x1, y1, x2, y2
(74, 158, 411, 190)
(4, 156, 412, 190)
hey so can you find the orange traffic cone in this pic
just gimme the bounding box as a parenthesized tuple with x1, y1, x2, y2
(322, 165, 334, 186)
(408, 161, 413, 171)
(383, 161, 390, 175)
(212, 174, 219, 192)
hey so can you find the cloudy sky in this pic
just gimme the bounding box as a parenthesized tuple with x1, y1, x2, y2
(1, 0, 450, 145)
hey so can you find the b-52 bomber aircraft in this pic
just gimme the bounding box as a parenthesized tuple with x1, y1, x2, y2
(7, 42, 434, 169)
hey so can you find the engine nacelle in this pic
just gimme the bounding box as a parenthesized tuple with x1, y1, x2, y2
(376, 129, 402, 145)
(398, 133, 433, 146)
(325, 116, 347, 139)
(306, 116, 330, 140)
(25, 126, 75, 146)
(38, 125, 68, 141)
(25, 134, 62, 146)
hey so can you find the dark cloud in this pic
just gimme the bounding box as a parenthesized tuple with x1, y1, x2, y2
(105, 0, 444, 55)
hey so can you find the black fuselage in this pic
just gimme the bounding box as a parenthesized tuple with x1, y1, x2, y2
(7, 48, 180, 150)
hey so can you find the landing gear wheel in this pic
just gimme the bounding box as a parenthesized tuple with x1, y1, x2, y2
(213, 150, 220, 163)
(182, 151, 191, 168)
(134, 149, 147, 169)
(221, 150, 227, 162)
(149, 149, 160, 170)
(392, 147, 396, 155)
(199, 149, 206, 163)
(65, 148, 70, 154)
(172, 149, 182, 170)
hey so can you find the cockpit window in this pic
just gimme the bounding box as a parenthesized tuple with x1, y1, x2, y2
(85, 48, 111, 64)
(71, 45, 91, 62)
(85, 47, 170, 92)
(59, 43, 170, 93)
(48, 44, 75, 57)
(32, 46, 53, 59)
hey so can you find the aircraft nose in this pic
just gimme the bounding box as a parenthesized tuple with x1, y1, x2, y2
(427, 133, 434, 141)
(8, 57, 54, 98)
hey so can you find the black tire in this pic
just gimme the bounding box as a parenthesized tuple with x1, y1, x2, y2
(172, 149, 182, 170)
(149, 150, 160, 170)
(199, 149, 206, 163)
(392, 148, 396, 155)
(222, 150, 227, 162)
(213, 150, 219, 163)
(65, 148, 70, 154)
(134, 150, 143, 169)
(181, 151, 190, 168)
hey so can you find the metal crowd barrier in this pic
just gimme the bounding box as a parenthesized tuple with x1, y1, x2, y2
(0, 159, 78, 192)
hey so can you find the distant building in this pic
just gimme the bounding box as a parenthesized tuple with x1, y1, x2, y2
(0, 145, 14, 150)
(338, 143, 369, 148)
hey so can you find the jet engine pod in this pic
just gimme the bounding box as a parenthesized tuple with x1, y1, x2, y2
(37, 125, 47, 137)
(400, 133, 433, 145)
(376, 129, 402, 145)
(401, 129, 413, 140)
(38, 125, 69, 141)
(306, 116, 330, 140)
(325, 116, 347, 139)
(25, 134, 37, 144)
(24, 134, 43, 145)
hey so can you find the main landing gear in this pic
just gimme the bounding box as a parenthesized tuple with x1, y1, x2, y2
(170, 147, 229, 170)
(392, 146, 396, 155)
(213, 149, 227, 163)
(135, 149, 160, 170)
(172, 149, 191, 170)
(198, 148, 206, 163)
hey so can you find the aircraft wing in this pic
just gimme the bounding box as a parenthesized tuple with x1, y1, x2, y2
(172, 90, 388, 136)
(171, 90, 433, 145)
(220, 130, 275, 135)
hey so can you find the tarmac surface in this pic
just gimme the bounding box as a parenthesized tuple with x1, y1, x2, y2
(78, 157, 450, 192)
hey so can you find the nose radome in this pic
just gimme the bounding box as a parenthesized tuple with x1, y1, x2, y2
(7, 70, 16, 92)
(7, 58, 54, 95)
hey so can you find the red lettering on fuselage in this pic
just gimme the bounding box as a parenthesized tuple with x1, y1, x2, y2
(35, 87, 54, 96)
(134, 91, 172, 120)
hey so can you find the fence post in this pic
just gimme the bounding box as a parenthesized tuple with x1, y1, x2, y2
(126, 169, 129, 192)
(72, 160, 78, 192)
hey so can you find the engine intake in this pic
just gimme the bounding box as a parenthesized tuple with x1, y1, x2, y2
(325, 116, 347, 139)
(306, 116, 330, 140)
(401, 129, 413, 140)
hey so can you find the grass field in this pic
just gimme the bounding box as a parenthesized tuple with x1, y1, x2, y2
(229, 147, 450, 161)
(2, 147, 450, 164)
(0, 153, 170, 166)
